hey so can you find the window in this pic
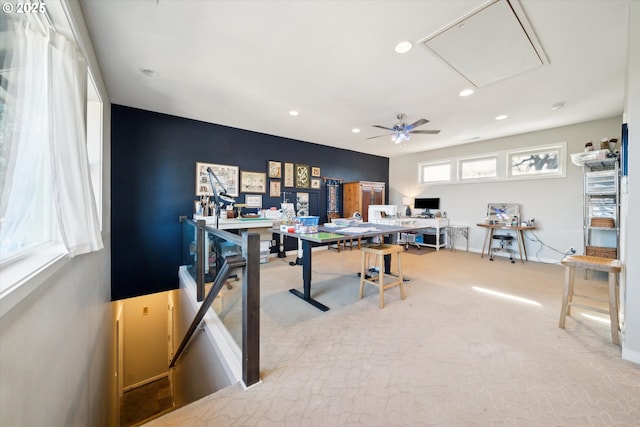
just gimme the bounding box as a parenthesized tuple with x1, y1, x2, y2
(459, 156, 497, 181)
(86, 72, 103, 229)
(508, 143, 566, 179)
(419, 162, 451, 184)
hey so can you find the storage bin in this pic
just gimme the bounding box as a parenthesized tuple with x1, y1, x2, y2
(586, 245, 617, 259)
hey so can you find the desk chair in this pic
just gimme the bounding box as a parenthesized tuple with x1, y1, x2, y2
(489, 234, 515, 263)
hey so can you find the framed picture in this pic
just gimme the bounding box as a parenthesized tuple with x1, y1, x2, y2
(269, 180, 281, 197)
(296, 192, 309, 216)
(311, 166, 321, 177)
(240, 171, 266, 193)
(268, 160, 282, 178)
(284, 162, 294, 187)
(295, 164, 310, 189)
(196, 162, 239, 197)
(310, 178, 321, 189)
(245, 194, 263, 208)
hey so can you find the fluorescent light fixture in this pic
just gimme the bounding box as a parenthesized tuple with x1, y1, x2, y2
(459, 88, 474, 97)
(395, 41, 413, 54)
(289, 110, 299, 116)
(472, 286, 541, 307)
(495, 114, 508, 120)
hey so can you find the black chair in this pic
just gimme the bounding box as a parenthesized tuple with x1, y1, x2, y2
(490, 234, 515, 263)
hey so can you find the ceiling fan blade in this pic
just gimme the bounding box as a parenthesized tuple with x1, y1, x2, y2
(372, 125, 394, 131)
(411, 129, 441, 134)
(406, 118, 429, 130)
(366, 133, 393, 140)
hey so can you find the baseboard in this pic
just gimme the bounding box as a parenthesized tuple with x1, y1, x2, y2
(622, 346, 640, 364)
(123, 372, 168, 392)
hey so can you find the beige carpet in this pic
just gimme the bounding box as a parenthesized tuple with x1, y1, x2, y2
(148, 248, 640, 426)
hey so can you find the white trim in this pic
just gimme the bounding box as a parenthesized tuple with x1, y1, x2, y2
(0, 243, 68, 317)
(178, 266, 242, 384)
(622, 346, 640, 364)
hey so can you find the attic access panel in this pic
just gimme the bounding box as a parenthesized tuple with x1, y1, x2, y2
(421, 0, 548, 88)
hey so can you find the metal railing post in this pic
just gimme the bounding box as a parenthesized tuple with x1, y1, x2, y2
(196, 219, 206, 302)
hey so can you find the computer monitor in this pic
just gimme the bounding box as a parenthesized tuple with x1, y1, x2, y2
(414, 197, 439, 214)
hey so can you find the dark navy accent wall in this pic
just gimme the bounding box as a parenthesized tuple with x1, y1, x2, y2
(111, 105, 389, 300)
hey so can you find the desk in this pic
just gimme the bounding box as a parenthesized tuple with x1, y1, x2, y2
(476, 223, 536, 263)
(272, 222, 428, 311)
(372, 217, 449, 250)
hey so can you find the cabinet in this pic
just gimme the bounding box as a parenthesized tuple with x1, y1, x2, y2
(343, 181, 385, 222)
(583, 158, 619, 259)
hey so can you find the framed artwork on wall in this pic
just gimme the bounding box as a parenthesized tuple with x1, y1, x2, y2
(269, 180, 281, 197)
(311, 166, 321, 177)
(196, 162, 239, 196)
(296, 192, 309, 216)
(310, 178, 321, 189)
(240, 171, 266, 193)
(295, 164, 310, 189)
(245, 194, 263, 208)
(284, 162, 294, 187)
(268, 160, 282, 178)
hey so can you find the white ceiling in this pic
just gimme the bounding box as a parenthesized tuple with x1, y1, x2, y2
(79, 0, 630, 158)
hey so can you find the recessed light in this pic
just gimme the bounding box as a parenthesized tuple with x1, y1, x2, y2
(551, 101, 565, 111)
(352, 128, 360, 133)
(394, 41, 413, 54)
(495, 115, 508, 120)
(459, 89, 474, 97)
(289, 110, 299, 116)
(140, 68, 159, 78)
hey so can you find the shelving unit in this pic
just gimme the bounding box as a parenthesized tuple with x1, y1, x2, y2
(583, 157, 619, 259)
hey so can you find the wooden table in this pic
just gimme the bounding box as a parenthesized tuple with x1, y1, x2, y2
(272, 222, 429, 311)
(476, 222, 536, 263)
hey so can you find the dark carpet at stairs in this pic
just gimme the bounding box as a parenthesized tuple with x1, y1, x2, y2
(120, 376, 174, 427)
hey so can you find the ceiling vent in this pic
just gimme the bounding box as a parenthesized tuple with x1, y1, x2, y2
(420, 0, 548, 87)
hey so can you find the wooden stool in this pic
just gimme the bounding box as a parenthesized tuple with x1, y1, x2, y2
(559, 255, 623, 345)
(359, 244, 405, 308)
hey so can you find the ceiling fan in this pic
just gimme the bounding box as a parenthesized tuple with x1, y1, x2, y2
(367, 113, 440, 143)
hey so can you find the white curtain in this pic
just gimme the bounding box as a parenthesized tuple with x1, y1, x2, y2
(0, 16, 103, 259)
(48, 32, 103, 257)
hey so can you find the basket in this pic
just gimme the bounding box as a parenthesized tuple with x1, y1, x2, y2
(586, 246, 617, 259)
(590, 217, 615, 228)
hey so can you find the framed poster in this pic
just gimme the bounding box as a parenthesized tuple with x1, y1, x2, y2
(196, 162, 239, 197)
(310, 178, 321, 189)
(269, 180, 281, 197)
(245, 195, 263, 208)
(296, 192, 309, 216)
(295, 164, 310, 189)
(240, 171, 266, 193)
(311, 166, 321, 177)
(268, 160, 282, 178)
(284, 162, 294, 187)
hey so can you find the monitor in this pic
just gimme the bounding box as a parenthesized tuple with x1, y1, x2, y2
(414, 198, 440, 210)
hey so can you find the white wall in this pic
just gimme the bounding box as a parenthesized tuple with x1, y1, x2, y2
(390, 116, 622, 263)
(0, 1, 115, 425)
(621, 1, 640, 364)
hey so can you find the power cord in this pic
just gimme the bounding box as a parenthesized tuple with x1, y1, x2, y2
(524, 231, 576, 264)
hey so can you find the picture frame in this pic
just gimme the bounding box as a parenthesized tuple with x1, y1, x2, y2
(295, 164, 310, 189)
(311, 166, 321, 177)
(269, 180, 281, 198)
(240, 171, 266, 193)
(245, 194, 263, 208)
(296, 192, 309, 216)
(268, 160, 282, 178)
(284, 162, 294, 187)
(310, 178, 321, 189)
(196, 162, 239, 197)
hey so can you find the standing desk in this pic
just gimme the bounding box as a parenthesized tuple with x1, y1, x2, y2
(476, 222, 536, 263)
(272, 222, 428, 311)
